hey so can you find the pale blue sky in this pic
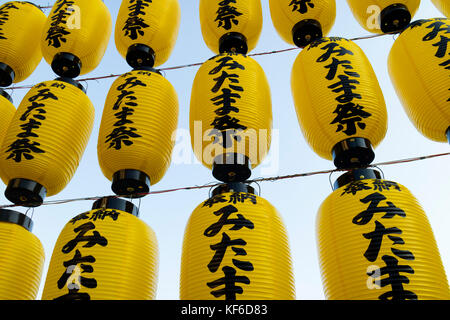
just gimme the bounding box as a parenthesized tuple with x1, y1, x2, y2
(1, 0, 449, 300)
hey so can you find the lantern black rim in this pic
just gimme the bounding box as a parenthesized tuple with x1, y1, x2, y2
(380, 3, 412, 33)
(126, 44, 156, 69)
(23, 1, 44, 12)
(132, 66, 162, 75)
(219, 32, 248, 55)
(0, 62, 15, 87)
(55, 76, 86, 93)
(212, 153, 252, 183)
(211, 182, 256, 198)
(0, 209, 33, 232)
(292, 19, 323, 48)
(332, 137, 375, 169)
(0, 87, 12, 103)
(446, 127, 450, 145)
(333, 168, 382, 190)
(5, 178, 47, 207)
(111, 169, 151, 198)
(51, 52, 82, 79)
(92, 196, 139, 217)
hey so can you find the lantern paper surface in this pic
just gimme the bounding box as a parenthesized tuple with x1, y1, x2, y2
(317, 179, 450, 300)
(431, 0, 450, 17)
(388, 18, 450, 143)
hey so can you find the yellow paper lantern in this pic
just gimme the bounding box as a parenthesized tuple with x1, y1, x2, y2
(42, 197, 158, 300)
(190, 53, 272, 182)
(269, 0, 336, 48)
(0, 89, 15, 145)
(388, 18, 450, 144)
(0, 209, 44, 300)
(317, 168, 450, 300)
(346, 0, 420, 34)
(115, 0, 181, 68)
(98, 68, 178, 197)
(180, 184, 295, 300)
(291, 37, 387, 168)
(199, 0, 263, 54)
(0, 1, 46, 86)
(432, 0, 450, 17)
(41, 0, 112, 78)
(0, 78, 94, 206)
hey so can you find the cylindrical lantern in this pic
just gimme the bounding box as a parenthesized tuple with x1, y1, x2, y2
(199, 0, 263, 54)
(41, 0, 112, 78)
(346, 0, 420, 34)
(180, 184, 295, 300)
(432, 0, 450, 17)
(0, 89, 15, 145)
(269, 0, 336, 48)
(0, 209, 44, 300)
(291, 37, 387, 168)
(98, 68, 178, 198)
(115, 0, 181, 69)
(388, 18, 450, 144)
(0, 78, 94, 206)
(190, 53, 272, 182)
(0, 1, 46, 86)
(42, 197, 158, 300)
(317, 168, 450, 300)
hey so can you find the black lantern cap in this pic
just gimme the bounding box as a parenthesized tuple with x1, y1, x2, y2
(132, 65, 162, 75)
(0, 62, 15, 87)
(332, 137, 375, 169)
(51, 52, 82, 79)
(380, 3, 412, 33)
(0, 88, 13, 103)
(92, 196, 139, 217)
(292, 19, 323, 48)
(219, 32, 248, 55)
(211, 182, 255, 197)
(0, 209, 34, 232)
(446, 127, 450, 145)
(333, 168, 382, 191)
(5, 178, 47, 207)
(55, 76, 86, 93)
(212, 153, 252, 183)
(111, 169, 151, 199)
(126, 44, 156, 69)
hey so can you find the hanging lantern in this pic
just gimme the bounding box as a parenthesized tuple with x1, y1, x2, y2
(0, 78, 94, 207)
(0, 1, 46, 87)
(0, 209, 44, 300)
(115, 0, 181, 69)
(346, 0, 420, 34)
(317, 168, 450, 300)
(190, 53, 272, 182)
(268, 0, 336, 48)
(291, 37, 387, 168)
(98, 68, 178, 198)
(431, 0, 450, 17)
(199, 0, 263, 54)
(42, 196, 158, 300)
(41, 0, 112, 78)
(0, 89, 15, 145)
(388, 18, 450, 144)
(180, 183, 295, 300)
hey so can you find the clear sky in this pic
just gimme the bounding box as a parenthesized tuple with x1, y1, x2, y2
(1, 0, 449, 300)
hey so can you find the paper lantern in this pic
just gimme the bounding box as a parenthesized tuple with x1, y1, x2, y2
(0, 1, 46, 86)
(432, 0, 450, 17)
(190, 53, 272, 182)
(269, 0, 336, 48)
(346, 0, 420, 34)
(98, 68, 178, 197)
(180, 184, 295, 300)
(0, 209, 44, 300)
(0, 89, 15, 145)
(317, 168, 450, 300)
(0, 78, 94, 206)
(291, 37, 387, 168)
(41, 0, 112, 78)
(199, 0, 263, 54)
(42, 197, 158, 300)
(388, 18, 450, 144)
(115, 0, 181, 68)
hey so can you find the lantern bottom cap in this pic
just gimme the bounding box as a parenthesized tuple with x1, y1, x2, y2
(212, 153, 252, 183)
(51, 52, 82, 79)
(211, 182, 256, 197)
(333, 168, 382, 190)
(5, 178, 47, 207)
(0, 62, 15, 87)
(292, 19, 323, 48)
(380, 3, 411, 33)
(126, 44, 156, 69)
(446, 127, 450, 145)
(92, 196, 139, 217)
(111, 169, 151, 198)
(219, 32, 248, 55)
(332, 138, 375, 169)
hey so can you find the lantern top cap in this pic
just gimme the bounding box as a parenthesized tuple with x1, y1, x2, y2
(55, 77, 86, 94)
(0, 209, 33, 232)
(211, 182, 256, 198)
(92, 196, 139, 217)
(0, 88, 12, 103)
(333, 168, 382, 191)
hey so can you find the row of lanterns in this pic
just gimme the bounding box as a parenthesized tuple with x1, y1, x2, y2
(0, 0, 447, 300)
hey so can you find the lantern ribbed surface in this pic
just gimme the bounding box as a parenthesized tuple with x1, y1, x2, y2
(0, 1, 46, 84)
(0, 80, 94, 197)
(317, 179, 450, 300)
(42, 208, 158, 300)
(115, 0, 180, 67)
(268, 0, 336, 46)
(432, 0, 450, 17)
(0, 94, 15, 145)
(199, 0, 263, 54)
(0, 221, 44, 300)
(190, 53, 272, 170)
(291, 37, 387, 160)
(98, 69, 179, 186)
(388, 18, 450, 143)
(41, 0, 112, 76)
(180, 192, 295, 300)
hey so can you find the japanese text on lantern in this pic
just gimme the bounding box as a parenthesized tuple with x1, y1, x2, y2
(216, 0, 243, 30)
(46, 0, 75, 48)
(123, 0, 152, 40)
(0, 3, 19, 40)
